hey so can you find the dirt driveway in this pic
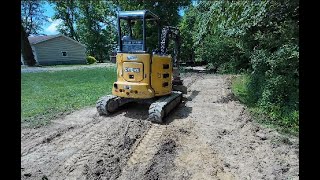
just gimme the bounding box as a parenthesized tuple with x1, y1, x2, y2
(21, 73, 299, 180)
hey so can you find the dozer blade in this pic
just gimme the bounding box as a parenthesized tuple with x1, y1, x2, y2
(148, 91, 182, 123)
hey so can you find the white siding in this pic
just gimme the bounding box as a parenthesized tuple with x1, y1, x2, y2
(34, 36, 86, 65)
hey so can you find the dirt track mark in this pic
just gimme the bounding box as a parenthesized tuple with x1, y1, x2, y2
(143, 138, 178, 180)
(21, 73, 299, 180)
(21, 107, 151, 180)
(127, 124, 166, 166)
(118, 124, 166, 179)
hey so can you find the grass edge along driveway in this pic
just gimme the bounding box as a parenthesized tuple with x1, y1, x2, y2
(21, 66, 117, 127)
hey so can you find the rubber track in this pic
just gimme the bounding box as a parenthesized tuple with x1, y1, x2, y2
(148, 91, 182, 123)
(96, 95, 117, 115)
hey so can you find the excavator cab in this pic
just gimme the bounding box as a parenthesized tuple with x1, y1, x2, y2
(96, 10, 186, 123)
(117, 10, 160, 53)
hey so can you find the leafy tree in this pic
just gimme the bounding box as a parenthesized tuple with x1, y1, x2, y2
(179, 5, 196, 62)
(77, 0, 116, 62)
(21, 23, 36, 66)
(21, 0, 48, 36)
(180, 0, 299, 132)
(50, 0, 80, 41)
(21, 0, 48, 66)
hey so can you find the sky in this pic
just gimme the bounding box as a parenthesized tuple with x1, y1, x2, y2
(41, 2, 59, 35)
(40, 2, 190, 36)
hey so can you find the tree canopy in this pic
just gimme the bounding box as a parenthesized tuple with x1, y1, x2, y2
(179, 0, 299, 132)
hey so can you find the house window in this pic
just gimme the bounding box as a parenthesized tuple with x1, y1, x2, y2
(62, 51, 67, 57)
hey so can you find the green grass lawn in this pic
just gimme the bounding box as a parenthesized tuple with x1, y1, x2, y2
(21, 67, 117, 127)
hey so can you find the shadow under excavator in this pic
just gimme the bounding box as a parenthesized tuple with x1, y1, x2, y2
(103, 102, 149, 121)
(162, 90, 200, 125)
(105, 89, 200, 124)
(122, 102, 150, 120)
(186, 90, 200, 101)
(162, 100, 192, 125)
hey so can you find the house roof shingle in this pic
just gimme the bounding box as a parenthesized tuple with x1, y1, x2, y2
(28, 34, 60, 44)
(27, 34, 85, 47)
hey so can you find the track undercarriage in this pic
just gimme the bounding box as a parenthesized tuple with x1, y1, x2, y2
(96, 91, 182, 123)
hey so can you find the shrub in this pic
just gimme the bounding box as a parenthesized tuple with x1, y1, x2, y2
(87, 56, 97, 64)
(180, 0, 299, 134)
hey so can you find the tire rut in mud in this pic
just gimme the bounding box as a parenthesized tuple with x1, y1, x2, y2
(118, 124, 167, 179)
(143, 138, 178, 180)
(21, 107, 152, 180)
(59, 120, 149, 180)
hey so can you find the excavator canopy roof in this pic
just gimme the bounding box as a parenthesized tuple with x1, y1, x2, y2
(118, 10, 159, 20)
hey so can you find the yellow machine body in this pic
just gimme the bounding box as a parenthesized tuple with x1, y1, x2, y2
(112, 53, 172, 99)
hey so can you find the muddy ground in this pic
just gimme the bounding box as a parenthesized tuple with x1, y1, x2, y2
(21, 73, 299, 180)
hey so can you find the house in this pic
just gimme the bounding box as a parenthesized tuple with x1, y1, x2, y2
(21, 34, 87, 65)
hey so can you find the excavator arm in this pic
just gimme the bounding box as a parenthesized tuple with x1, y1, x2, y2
(159, 26, 181, 68)
(159, 26, 184, 87)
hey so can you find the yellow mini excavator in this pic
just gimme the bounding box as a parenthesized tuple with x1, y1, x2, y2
(96, 10, 186, 123)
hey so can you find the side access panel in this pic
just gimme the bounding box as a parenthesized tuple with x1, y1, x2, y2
(151, 55, 172, 96)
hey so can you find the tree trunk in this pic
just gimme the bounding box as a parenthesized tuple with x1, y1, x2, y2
(21, 23, 36, 66)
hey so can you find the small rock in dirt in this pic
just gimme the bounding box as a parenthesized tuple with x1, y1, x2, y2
(42, 175, 48, 180)
(282, 166, 290, 173)
(179, 128, 190, 134)
(95, 168, 104, 176)
(224, 162, 230, 168)
(135, 134, 141, 139)
(218, 129, 229, 136)
(24, 173, 32, 177)
(97, 159, 103, 165)
(256, 132, 267, 140)
(253, 126, 261, 132)
(281, 137, 292, 145)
